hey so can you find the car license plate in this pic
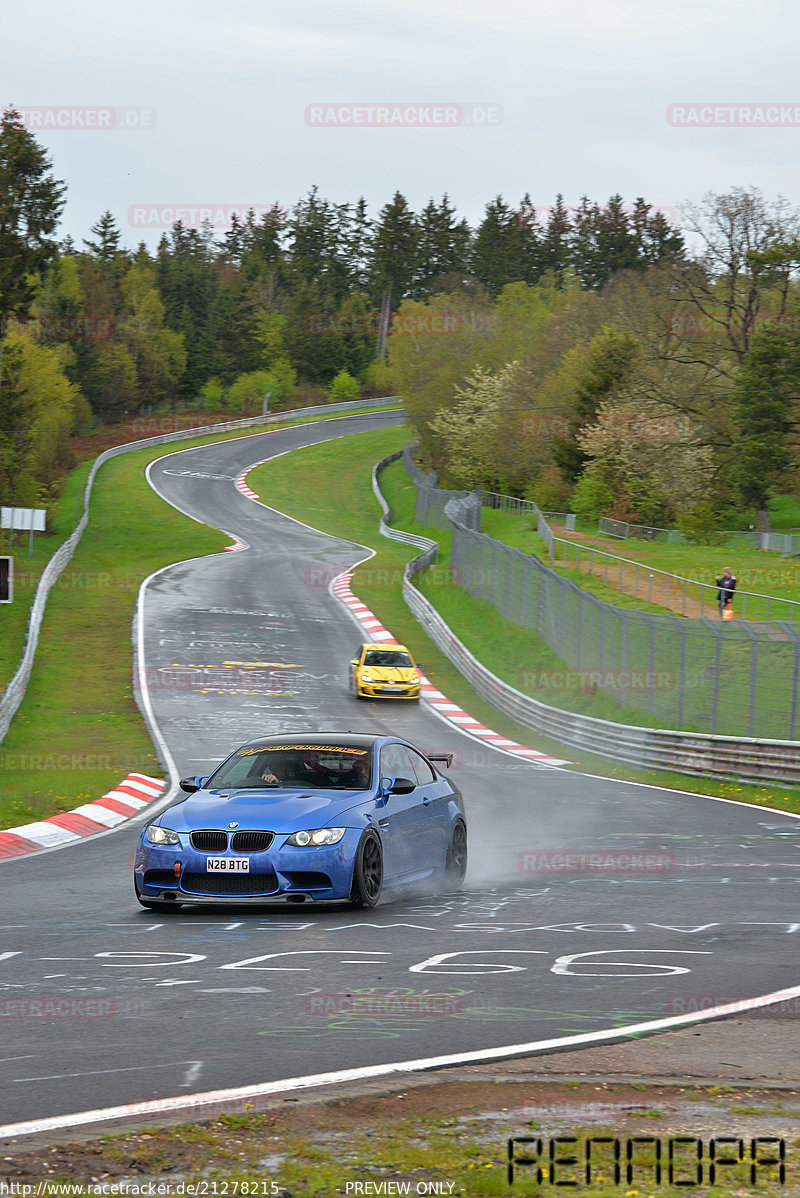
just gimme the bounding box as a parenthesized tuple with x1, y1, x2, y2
(206, 857, 249, 872)
(381, 686, 399, 693)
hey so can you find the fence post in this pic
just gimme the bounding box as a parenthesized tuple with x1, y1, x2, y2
(788, 626, 800, 740)
(677, 621, 687, 727)
(746, 625, 758, 737)
(505, 548, 513, 620)
(598, 600, 604, 670)
(576, 591, 583, 668)
(710, 621, 722, 734)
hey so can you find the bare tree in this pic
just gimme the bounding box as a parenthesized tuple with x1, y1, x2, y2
(678, 186, 800, 367)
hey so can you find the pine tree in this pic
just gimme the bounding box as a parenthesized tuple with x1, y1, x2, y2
(0, 107, 67, 371)
(470, 196, 525, 294)
(540, 194, 573, 284)
(517, 193, 544, 284)
(414, 194, 470, 297)
(83, 210, 122, 262)
(369, 192, 419, 306)
(731, 329, 799, 528)
(630, 198, 685, 268)
(343, 197, 372, 292)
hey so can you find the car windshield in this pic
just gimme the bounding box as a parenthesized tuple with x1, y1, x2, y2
(363, 650, 413, 668)
(206, 743, 373, 790)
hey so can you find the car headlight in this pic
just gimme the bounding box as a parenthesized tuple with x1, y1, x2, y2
(286, 827, 346, 847)
(360, 675, 374, 683)
(146, 825, 181, 845)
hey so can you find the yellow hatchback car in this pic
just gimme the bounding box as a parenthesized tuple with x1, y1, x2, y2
(350, 642, 422, 701)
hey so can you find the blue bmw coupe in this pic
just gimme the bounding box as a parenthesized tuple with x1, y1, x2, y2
(134, 733, 467, 911)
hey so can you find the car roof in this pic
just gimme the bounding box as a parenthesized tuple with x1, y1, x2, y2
(360, 642, 412, 652)
(237, 732, 392, 751)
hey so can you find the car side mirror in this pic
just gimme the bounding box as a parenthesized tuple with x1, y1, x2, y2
(179, 775, 208, 793)
(385, 776, 415, 795)
(350, 659, 359, 666)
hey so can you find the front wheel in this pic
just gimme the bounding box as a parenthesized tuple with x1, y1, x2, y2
(350, 831, 384, 907)
(444, 820, 468, 886)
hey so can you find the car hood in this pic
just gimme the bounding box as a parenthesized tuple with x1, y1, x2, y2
(360, 666, 418, 682)
(160, 788, 369, 834)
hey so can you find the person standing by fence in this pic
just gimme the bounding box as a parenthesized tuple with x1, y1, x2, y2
(716, 566, 737, 618)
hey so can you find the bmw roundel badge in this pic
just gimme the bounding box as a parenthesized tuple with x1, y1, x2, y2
(227, 822, 239, 829)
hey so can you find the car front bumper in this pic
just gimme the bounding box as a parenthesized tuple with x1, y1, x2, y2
(356, 680, 421, 699)
(134, 830, 362, 903)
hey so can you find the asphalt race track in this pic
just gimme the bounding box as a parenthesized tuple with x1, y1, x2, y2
(2, 410, 800, 1129)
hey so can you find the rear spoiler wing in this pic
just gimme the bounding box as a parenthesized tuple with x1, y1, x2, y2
(428, 753, 454, 769)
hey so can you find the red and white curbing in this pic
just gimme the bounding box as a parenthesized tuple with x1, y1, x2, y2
(235, 467, 262, 501)
(330, 573, 567, 767)
(0, 773, 165, 859)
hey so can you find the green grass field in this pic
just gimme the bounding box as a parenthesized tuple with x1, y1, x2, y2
(0, 461, 94, 694)
(0, 446, 229, 829)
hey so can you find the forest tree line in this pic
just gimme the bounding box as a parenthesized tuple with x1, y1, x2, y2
(1, 105, 798, 533)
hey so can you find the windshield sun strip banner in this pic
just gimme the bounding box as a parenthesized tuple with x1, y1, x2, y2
(236, 744, 369, 757)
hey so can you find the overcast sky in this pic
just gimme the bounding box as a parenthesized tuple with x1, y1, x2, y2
(4, 0, 799, 248)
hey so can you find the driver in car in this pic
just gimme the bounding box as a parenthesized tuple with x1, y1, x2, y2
(261, 749, 369, 789)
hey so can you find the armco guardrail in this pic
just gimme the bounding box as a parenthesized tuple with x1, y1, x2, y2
(372, 452, 437, 553)
(0, 397, 400, 745)
(373, 453, 800, 785)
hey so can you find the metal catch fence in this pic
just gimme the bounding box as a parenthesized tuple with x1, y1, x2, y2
(402, 448, 800, 740)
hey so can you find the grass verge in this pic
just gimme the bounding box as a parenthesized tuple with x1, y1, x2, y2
(2, 1079, 796, 1195)
(249, 435, 800, 816)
